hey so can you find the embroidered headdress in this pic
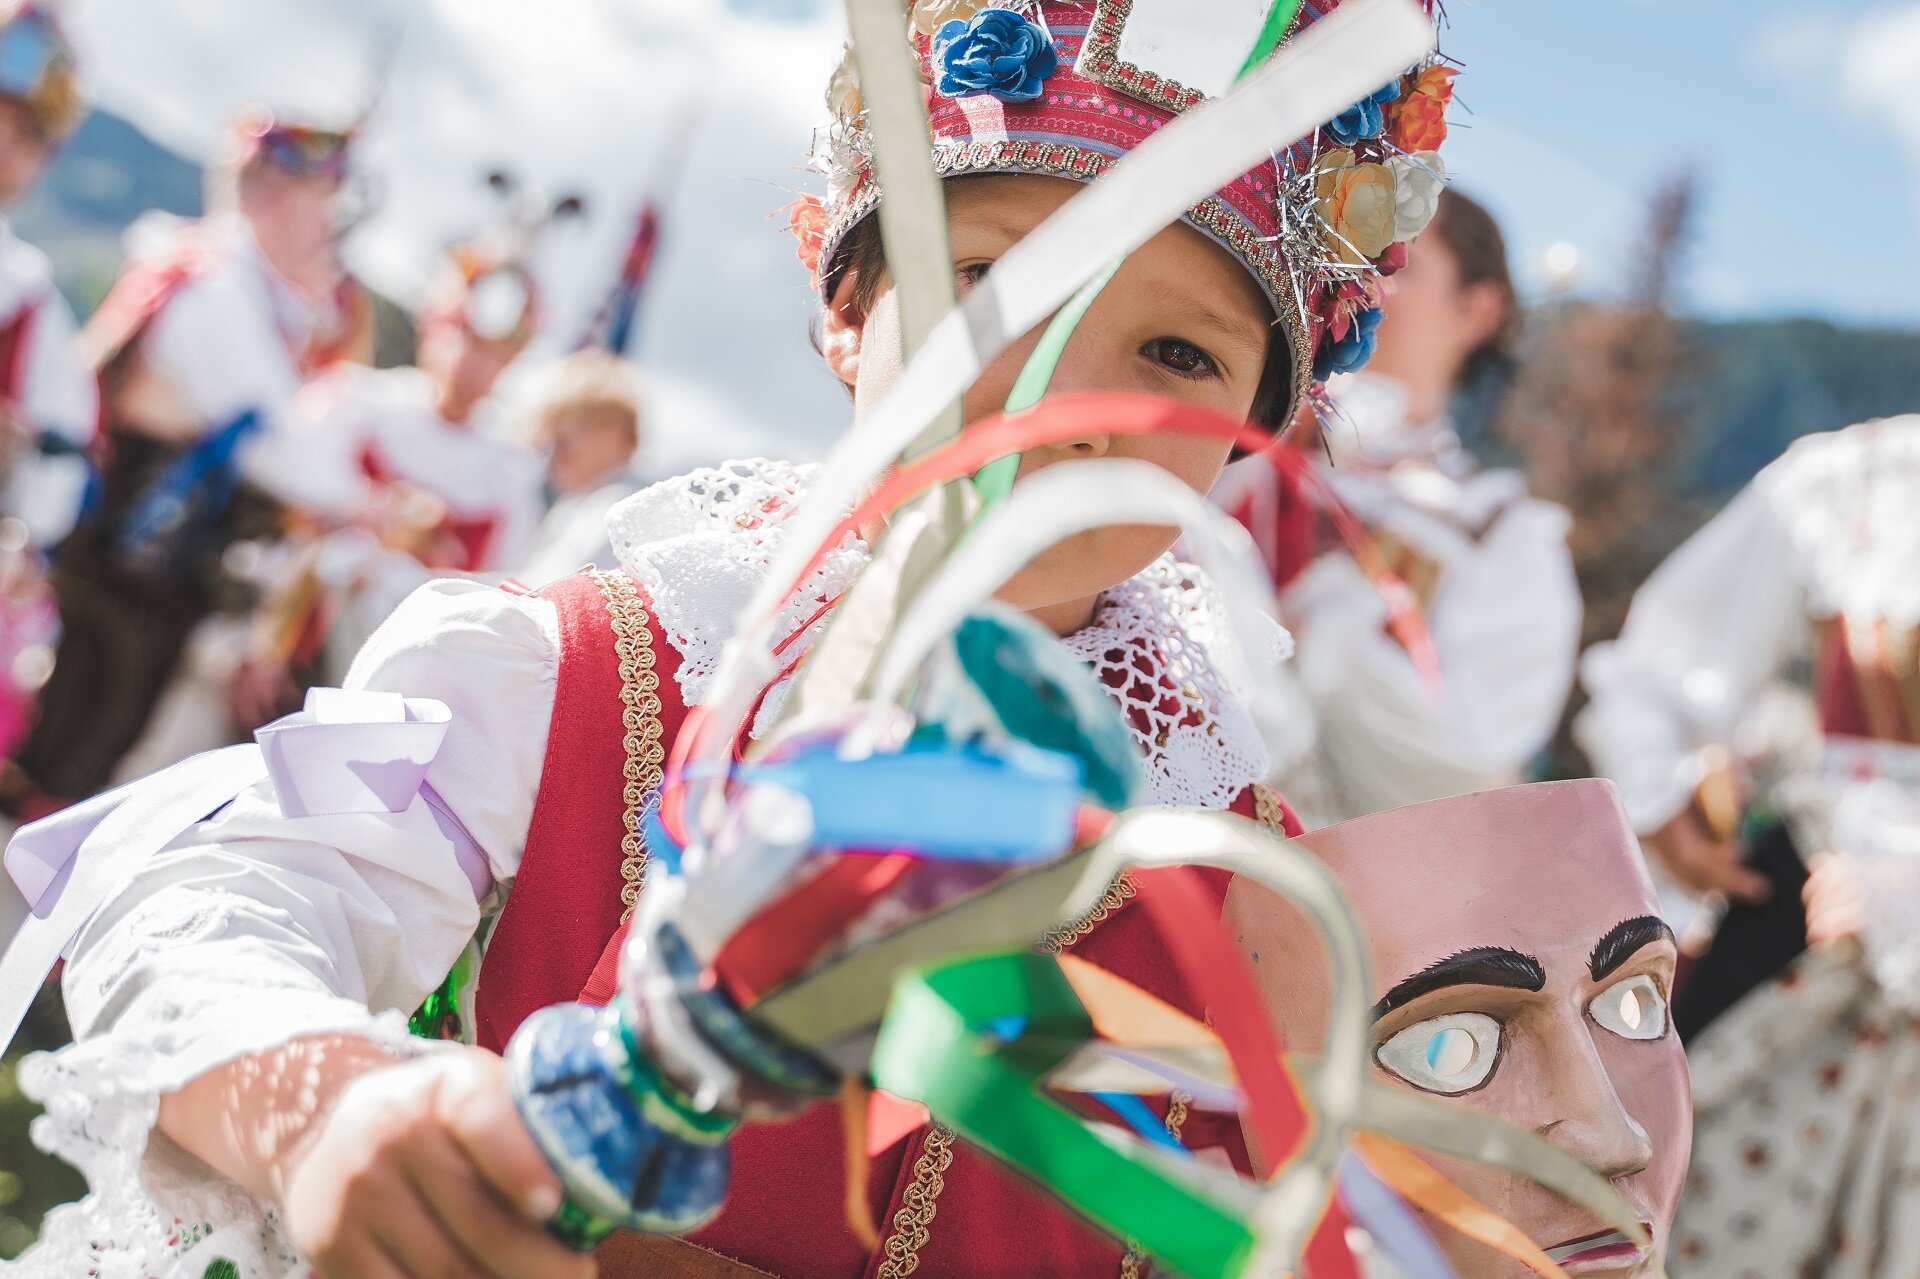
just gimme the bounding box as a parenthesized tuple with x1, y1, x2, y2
(796, 0, 1453, 418)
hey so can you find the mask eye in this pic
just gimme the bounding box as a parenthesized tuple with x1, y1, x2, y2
(1375, 1012, 1501, 1095)
(1588, 974, 1668, 1042)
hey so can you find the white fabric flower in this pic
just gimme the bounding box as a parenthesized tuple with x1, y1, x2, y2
(1389, 150, 1447, 241)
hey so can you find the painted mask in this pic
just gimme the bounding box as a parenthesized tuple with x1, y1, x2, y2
(1224, 780, 1691, 1276)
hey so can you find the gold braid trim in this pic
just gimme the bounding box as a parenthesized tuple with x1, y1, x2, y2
(1038, 872, 1139, 956)
(1251, 782, 1290, 833)
(1119, 1091, 1193, 1277)
(876, 1124, 955, 1278)
(587, 567, 666, 922)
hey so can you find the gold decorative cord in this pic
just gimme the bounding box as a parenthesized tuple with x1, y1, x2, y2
(1251, 781, 1290, 833)
(1039, 872, 1140, 955)
(588, 567, 666, 922)
(876, 1125, 956, 1278)
(1119, 1090, 1193, 1277)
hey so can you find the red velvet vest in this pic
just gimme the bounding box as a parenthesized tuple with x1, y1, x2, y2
(473, 570, 1289, 1278)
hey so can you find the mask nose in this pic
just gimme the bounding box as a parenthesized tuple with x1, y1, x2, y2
(1536, 1025, 1656, 1183)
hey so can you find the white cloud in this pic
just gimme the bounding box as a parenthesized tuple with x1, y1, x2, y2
(61, 0, 854, 461)
(1747, 12, 1847, 85)
(1844, 5, 1920, 144)
(1844, 5, 1920, 228)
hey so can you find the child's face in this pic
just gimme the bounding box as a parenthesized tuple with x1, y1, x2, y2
(826, 174, 1273, 614)
(237, 164, 343, 284)
(420, 319, 519, 422)
(542, 406, 637, 496)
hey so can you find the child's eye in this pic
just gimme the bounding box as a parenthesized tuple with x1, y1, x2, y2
(1144, 338, 1220, 380)
(956, 262, 993, 292)
(1588, 974, 1668, 1042)
(1375, 1011, 1502, 1094)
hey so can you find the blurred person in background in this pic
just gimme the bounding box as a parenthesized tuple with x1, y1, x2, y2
(1579, 411, 1920, 1276)
(1216, 188, 1581, 827)
(0, 1, 95, 770)
(0, 0, 94, 551)
(511, 348, 645, 587)
(0, 106, 372, 815)
(237, 244, 545, 697)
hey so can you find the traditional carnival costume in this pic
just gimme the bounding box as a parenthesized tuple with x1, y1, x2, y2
(3, 112, 368, 810)
(1578, 415, 1920, 1276)
(280, 246, 546, 679)
(0, 2, 96, 761)
(3, 1, 1453, 1275)
(1216, 368, 1580, 828)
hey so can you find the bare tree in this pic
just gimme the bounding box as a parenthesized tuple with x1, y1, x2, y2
(1495, 175, 1703, 776)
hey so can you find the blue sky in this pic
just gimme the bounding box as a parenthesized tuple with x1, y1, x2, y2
(1440, 0, 1920, 327)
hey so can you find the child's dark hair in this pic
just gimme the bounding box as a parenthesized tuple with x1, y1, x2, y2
(1426, 188, 1518, 388)
(832, 216, 1295, 430)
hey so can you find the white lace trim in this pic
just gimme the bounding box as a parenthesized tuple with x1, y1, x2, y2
(10, 887, 442, 1279)
(1060, 556, 1272, 808)
(611, 459, 1275, 805)
(608, 458, 869, 712)
(16, 1006, 427, 1279)
(1767, 415, 1920, 625)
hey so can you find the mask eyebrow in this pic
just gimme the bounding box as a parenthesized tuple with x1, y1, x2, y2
(1372, 946, 1546, 1021)
(1589, 915, 1674, 983)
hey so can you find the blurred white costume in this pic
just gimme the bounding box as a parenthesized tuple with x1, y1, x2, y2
(1216, 371, 1581, 826)
(1580, 415, 1920, 1277)
(0, 221, 96, 547)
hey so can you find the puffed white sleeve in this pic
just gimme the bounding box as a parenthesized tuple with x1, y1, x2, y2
(1424, 495, 1582, 774)
(1827, 782, 1920, 1013)
(1280, 552, 1512, 818)
(15, 580, 556, 1279)
(1575, 476, 1810, 834)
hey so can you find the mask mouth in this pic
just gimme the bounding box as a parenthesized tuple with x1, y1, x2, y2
(1544, 1223, 1654, 1270)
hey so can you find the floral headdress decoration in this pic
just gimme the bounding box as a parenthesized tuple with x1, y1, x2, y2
(227, 105, 355, 183)
(790, 0, 1455, 419)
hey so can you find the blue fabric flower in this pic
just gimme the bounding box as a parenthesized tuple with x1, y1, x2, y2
(1325, 81, 1403, 147)
(1313, 306, 1385, 382)
(933, 9, 1059, 104)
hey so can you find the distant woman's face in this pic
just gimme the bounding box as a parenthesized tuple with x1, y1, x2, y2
(827, 174, 1275, 616)
(1368, 230, 1503, 395)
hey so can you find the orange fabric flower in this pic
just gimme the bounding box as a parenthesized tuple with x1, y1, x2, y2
(1390, 64, 1455, 153)
(789, 195, 830, 278)
(1314, 147, 1397, 265)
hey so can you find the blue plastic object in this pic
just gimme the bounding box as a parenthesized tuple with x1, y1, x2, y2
(508, 1002, 733, 1247)
(751, 738, 1083, 861)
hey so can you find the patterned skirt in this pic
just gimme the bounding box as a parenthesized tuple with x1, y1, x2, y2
(1673, 944, 1920, 1278)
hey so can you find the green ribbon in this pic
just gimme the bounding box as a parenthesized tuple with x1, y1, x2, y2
(871, 951, 1257, 1279)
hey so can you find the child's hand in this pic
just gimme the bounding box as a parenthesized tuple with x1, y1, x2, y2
(159, 1037, 595, 1279)
(276, 1048, 596, 1279)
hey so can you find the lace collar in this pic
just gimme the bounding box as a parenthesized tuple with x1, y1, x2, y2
(607, 458, 1274, 809)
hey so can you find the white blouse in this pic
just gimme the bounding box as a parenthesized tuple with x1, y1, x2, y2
(1216, 373, 1582, 825)
(1578, 416, 1920, 1011)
